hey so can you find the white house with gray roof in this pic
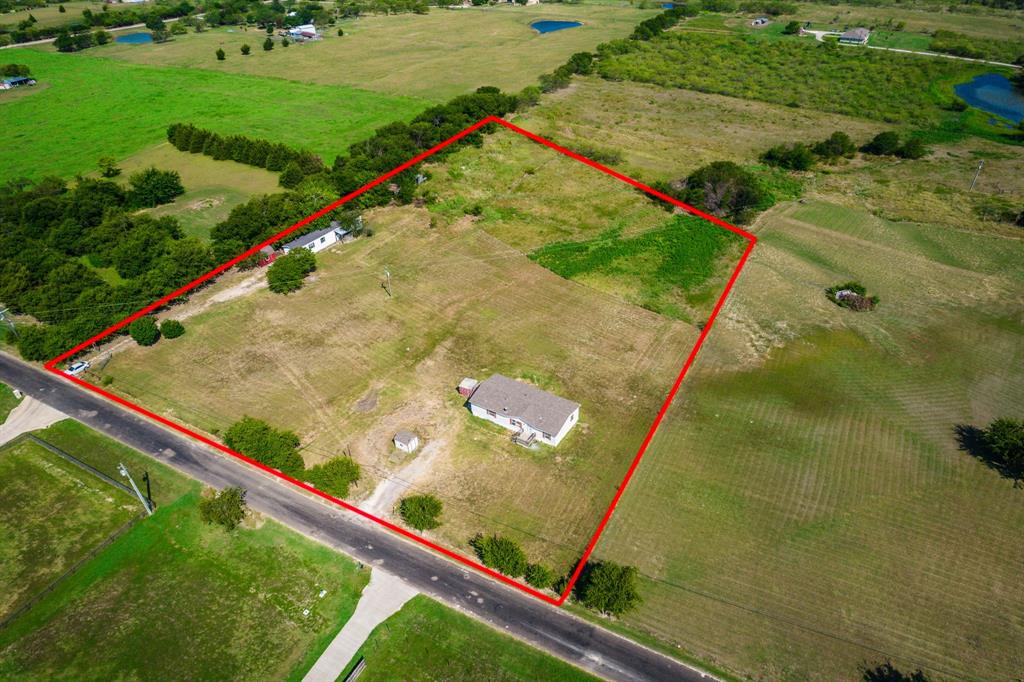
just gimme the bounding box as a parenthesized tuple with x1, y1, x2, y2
(281, 221, 349, 254)
(464, 374, 579, 447)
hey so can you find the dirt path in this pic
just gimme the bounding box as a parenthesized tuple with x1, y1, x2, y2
(0, 397, 65, 446)
(358, 438, 447, 518)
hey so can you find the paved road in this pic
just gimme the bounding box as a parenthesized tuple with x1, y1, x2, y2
(0, 352, 711, 682)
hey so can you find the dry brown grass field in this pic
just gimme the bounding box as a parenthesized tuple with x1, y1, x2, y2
(100, 199, 709, 568)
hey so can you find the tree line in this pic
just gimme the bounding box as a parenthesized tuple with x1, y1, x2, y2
(0, 169, 215, 362)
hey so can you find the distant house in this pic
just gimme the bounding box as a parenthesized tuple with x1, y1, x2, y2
(0, 76, 36, 90)
(281, 221, 349, 254)
(463, 374, 580, 447)
(393, 431, 420, 453)
(287, 24, 319, 41)
(752, 16, 769, 26)
(839, 27, 870, 45)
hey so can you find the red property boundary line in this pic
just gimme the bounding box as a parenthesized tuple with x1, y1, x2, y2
(45, 117, 756, 607)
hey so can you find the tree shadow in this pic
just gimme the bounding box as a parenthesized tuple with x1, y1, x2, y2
(861, 661, 930, 682)
(954, 424, 1020, 485)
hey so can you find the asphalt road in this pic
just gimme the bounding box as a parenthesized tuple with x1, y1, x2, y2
(0, 352, 711, 682)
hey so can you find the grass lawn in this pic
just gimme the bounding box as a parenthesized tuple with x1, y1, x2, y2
(0, 0, 130, 30)
(596, 30, 988, 126)
(0, 382, 20, 424)
(117, 143, 282, 240)
(867, 29, 933, 51)
(100, 198, 700, 569)
(596, 198, 1024, 679)
(339, 595, 599, 681)
(0, 435, 138, 621)
(0, 48, 428, 182)
(0, 488, 370, 680)
(84, 4, 656, 101)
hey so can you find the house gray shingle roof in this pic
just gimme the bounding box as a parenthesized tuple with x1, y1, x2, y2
(394, 431, 417, 446)
(840, 27, 870, 40)
(281, 223, 347, 251)
(468, 374, 579, 435)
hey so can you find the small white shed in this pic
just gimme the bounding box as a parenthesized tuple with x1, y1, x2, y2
(393, 431, 420, 453)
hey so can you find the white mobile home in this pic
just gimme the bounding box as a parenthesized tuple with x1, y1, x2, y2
(464, 374, 579, 447)
(281, 222, 349, 254)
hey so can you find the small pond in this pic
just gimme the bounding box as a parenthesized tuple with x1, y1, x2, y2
(954, 72, 1024, 125)
(115, 32, 154, 45)
(531, 20, 582, 34)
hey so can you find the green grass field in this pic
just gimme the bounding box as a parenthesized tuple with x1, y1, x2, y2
(117, 143, 281, 240)
(790, 1, 1024, 42)
(339, 595, 598, 681)
(0, 48, 427, 182)
(594, 198, 1024, 679)
(0, 0, 130, 30)
(868, 29, 933, 51)
(0, 435, 138, 621)
(83, 4, 655, 101)
(0, 382, 20, 424)
(0, 420, 370, 680)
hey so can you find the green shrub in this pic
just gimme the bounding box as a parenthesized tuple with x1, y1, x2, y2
(399, 494, 443, 530)
(524, 563, 555, 590)
(199, 486, 247, 530)
(224, 416, 305, 477)
(861, 131, 902, 156)
(128, 316, 160, 346)
(680, 161, 769, 223)
(160, 319, 185, 339)
(760, 142, 816, 171)
(267, 248, 316, 294)
(306, 456, 361, 498)
(470, 534, 528, 577)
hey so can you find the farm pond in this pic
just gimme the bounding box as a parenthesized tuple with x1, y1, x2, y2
(115, 32, 154, 44)
(530, 20, 582, 34)
(954, 73, 1024, 125)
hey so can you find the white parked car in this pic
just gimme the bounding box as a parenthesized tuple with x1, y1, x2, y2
(66, 361, 90, 376)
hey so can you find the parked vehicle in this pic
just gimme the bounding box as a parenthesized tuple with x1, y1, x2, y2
(66, 361, 90, 376)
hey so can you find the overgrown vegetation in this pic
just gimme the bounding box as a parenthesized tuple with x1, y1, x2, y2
(530, 215, 741, 320)
(826, 281, 879, 311)
(0, 174, 214, 362)
(597, 31, 981, 125)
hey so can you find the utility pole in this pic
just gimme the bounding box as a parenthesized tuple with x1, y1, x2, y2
(119, 462, 154, 516)
(969, 159, 984, 191)
(382, 267, 392, 297)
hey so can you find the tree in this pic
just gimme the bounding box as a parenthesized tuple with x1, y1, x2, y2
(199, 486, 248, 530)
(93, 29, 110, 45)
(574, 560, 642, 616)
(58, 4, 66, 12)
(126, 167, 184, 208)
(216, 47, 226, 60)
(524, 563, 555, 590)
(224, 416, 305, 477)
(97, 156, 121, 178)
(54, 30, 75, 52)
(240, 43, 251, 55)
(470, 534, 528, 577)
(144, 15, 165, 31)
(263, 36, 273, 51)
(399, 494, 443, 530)
(307, 456, 361, 497)
(160, 319, 185, 338)
(128, 316, 160, 346)
(281, 37, 289, 47)
(267, 248, 316, 294)
(681, 161, 768, 222)
(782, 20, 800, 34)
(279, 161, 304, 189)
(861, 661, 930, 682)
(861, 131, 902, 156)
(983, 418, 1024, 481)
(760, 142, 815, 171)
(337, 28, 344, 36)
(170, 21, 187, 35)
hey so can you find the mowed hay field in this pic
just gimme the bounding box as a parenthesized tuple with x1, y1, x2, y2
(101, 203, 701, 568)
(596, 199, 1024, 679)
(88, 4, 656, 101)
(0, 435, 138, 622)
(0, 48, 427, 182)
(0, 421, 370, 681)
(119, 144, 281, 240)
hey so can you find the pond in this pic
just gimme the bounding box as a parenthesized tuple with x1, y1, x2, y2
(954, 73, 1024, 125)
(530, 20, 582, 34)
(115, 32, 154, 45)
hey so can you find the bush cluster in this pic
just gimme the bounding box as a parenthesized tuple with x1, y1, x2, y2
(398, 494, 443, 530)
(166, 123, 325, 181)
(160, 319, 185, 339)
(826, 281, 879, 311)
(860, 131, 930, 159)
(267, 248, 317, 294)
(128, 316, 160, 346)
(199, 486, 248, 530)
(470, 534, 529, 577)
